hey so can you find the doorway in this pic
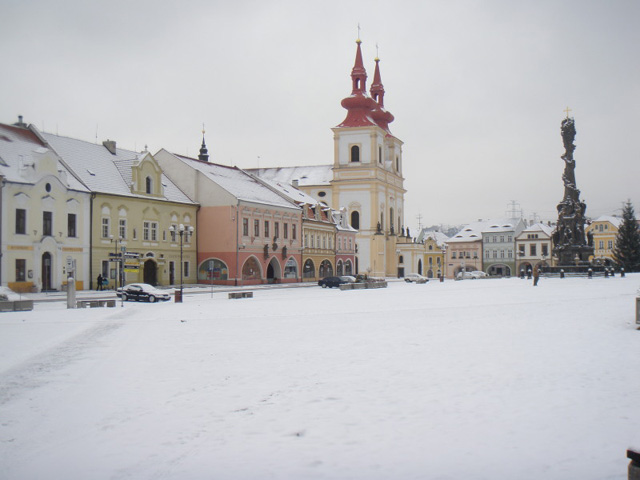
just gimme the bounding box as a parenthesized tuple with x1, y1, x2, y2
(143, 259, 157, 286)
(41, 252, 52, 291)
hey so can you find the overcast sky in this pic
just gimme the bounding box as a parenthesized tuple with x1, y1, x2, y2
(2, 0, 638, 229)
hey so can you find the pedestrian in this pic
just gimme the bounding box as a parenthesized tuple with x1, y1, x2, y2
(97, 274, 103, 291)
(533, 266, 540, 287)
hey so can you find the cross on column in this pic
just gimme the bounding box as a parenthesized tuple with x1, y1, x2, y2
(564, 106, 572, 118)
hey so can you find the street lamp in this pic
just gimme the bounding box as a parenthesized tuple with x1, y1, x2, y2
(169, 224, 194, 301)
(110, 235, 124, 290)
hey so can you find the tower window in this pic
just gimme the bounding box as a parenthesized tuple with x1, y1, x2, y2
(145, 176, 152, 194)
(378, 146, 382, 164)
(350, 211, 360, 230)
(350, 145, 360, 163)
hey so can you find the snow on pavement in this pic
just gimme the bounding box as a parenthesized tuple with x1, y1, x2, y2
(1, 276, 639, 479)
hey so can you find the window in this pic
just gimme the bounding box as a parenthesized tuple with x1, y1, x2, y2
(274, 222, 279, 239)
(101, 260, 109, 278)
(67, 213, 77, 237)
(500, 250, 505, 258)
(500, 236, 505, 243)
(102, 218, 110, 238)
(452, 252, 457, 259)
(530, 245, 537, 256)
(145, 176, 152, 194)
(43, 211, 52, 236)
(264, 221, 269, 238)
(292, 224, 296, 240)
(508, 250, 513, 259)
(133, 228, 137, 240)
(542, 245, 548, 256)
(143, 221, 150, 241)
(119, 219, 127, 240)
(598, 240, 604, 249)
(378, 146, 382, 164)
(16, 209, 26, 234)
(304, 233, 309, 247)
(184, 261, 190, 278)
(607, 240, 613, 249)
(485, 250, 490, 259)
(473, 251, 478, 259)
(15, 259, 26, 282)
(254, 219, 260, 237)
(350, 145, 360, 163)
(519, 245, 525, 255)
(170, 224, 177, 241)
(311, 235, 315, 248)
(351, 211, 360, 230)
(242, 218, 249, 236)
(395, 156, 399, 171)
(151, 222, 158, 242)
(284, 223, 288, 239)
(508, 236, 512, 242)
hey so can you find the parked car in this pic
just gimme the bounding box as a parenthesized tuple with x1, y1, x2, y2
(318, 276, 350, 288)
(457, 270, 488, 280)
(404, 273, 429, 284)
(340, 276, 356, 283)
(116, 283, 171, 302)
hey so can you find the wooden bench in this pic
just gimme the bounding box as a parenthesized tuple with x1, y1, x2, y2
(228, 292, 253, 299)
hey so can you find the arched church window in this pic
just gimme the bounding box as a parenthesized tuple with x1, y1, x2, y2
(350, 145, 360, 163)
(145, 176, 152, 194)
(350, 211, 360, 230)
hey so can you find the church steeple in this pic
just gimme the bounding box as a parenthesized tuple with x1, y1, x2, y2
(338, 39, 379, 129)
(198, 125, 209, 162)
(369, 55, 394, 133)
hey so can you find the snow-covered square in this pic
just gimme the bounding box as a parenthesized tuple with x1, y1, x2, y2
(1, 276, 639, 479)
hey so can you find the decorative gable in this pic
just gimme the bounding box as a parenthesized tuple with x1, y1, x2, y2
(131, 152, 163, 197)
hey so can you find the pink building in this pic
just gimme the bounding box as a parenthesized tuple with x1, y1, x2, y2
(155, 148, 303, 286)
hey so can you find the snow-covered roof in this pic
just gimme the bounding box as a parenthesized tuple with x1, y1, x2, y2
(253, 175, 320, 206)
(592, 215, 623, 228)
(448, 218, 522, 243)
(40, 132, 193, 204)
(0, 123, 87, 191)
(248, 165, 333, 187)
(418, 230, 449, 247)
(171, 154, 299, 209)
(520, 222, 554, 237)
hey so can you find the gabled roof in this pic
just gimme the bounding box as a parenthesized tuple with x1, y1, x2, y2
(167, 153, 299, 210)
(448, 220, 495, 243)
(592, 215, 623, 228)
(418, 230, 449, 247)
(520, 222, 554, 237)
(0, 123, 87, 191)
(40, 132, 193, 204)
(253, 175, 320, 206)
(248, 165, 333, 187)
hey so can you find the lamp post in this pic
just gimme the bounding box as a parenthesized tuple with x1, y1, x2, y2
(110, 235, 123, 290)
(169, 224, 194, 301)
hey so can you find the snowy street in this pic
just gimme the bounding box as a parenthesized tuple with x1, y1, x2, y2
(1, 276, 639, 479)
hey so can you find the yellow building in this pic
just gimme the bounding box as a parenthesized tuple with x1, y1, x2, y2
(1, 120, 91, 292)
(40, 132, 198, 290)
(301, 204, 336, 282)
(586, 215, 622, 265)
(418, 231, 449, 279)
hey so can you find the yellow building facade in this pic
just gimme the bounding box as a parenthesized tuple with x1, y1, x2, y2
(586, 216, 622, 265)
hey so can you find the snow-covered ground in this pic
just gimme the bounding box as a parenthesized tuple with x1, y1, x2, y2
(1, 276, 639, 480)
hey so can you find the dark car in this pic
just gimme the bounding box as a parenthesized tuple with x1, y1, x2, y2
(116, 283, 171, 302)
(318, 276, 350, 288)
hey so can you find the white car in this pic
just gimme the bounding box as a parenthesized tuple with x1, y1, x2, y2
(404, 273, 429, 284)
(457, 270, 488, 280)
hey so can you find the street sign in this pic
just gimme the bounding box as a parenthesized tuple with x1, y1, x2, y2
(109, 253, 120, 258)
(124, 252, 140, 258)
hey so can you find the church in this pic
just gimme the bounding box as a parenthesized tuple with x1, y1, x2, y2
(252, 38, 415, 278)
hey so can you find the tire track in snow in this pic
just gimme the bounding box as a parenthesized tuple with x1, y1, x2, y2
(0, 318, 125, 406)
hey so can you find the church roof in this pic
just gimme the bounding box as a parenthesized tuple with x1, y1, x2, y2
(248, 165, 333, 187)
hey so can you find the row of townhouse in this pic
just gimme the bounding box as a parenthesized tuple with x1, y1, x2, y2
(408, 215, 625, 280)
(0, 118, 356, 292)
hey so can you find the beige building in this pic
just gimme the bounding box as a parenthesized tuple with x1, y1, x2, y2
(1, 119, 91, 292)
(39, 132, 198, 290)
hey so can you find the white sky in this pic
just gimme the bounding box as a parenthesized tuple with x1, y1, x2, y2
(2, 0, 638, 228)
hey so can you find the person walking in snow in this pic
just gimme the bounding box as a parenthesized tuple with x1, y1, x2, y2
(97, 274, 103, 291)
(533, 266, 540, 287)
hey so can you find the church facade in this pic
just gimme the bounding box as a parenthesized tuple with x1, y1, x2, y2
(254, 39, 411, 278)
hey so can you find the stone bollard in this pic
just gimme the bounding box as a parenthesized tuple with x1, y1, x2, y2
(439, 275, 444, 283)
(560, 269, 565, 279)
(611, 268, 615, 277)
(527, 269, 532, 280)
(588, 268, 593, 279)
(621, 268, 626, 278)
(520, 269, 525, 279)
(628, 449, 640, 480)
(605, 269, 609, 278)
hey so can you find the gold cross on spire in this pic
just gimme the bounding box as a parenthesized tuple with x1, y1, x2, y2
(375, 43, 379, 60)
(564, 106, 572, 118)
(357, 23, 361, 42)
(202, 122, 205, 135)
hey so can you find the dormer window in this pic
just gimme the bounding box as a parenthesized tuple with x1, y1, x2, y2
(145, 176, 152, 194)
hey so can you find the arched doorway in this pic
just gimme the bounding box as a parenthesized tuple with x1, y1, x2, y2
(266, 257, 281, 283)
(143, 259, 157, 286)
(41, 252, 52, 291)
(336, 260, 343, 276)
(303, 259, 315, 279)
(418, 259, 423, 275)
(488, 264, 511, 277)
(319, 260, 333, 278)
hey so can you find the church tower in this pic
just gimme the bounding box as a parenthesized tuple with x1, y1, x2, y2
(330, 38, 406, 277)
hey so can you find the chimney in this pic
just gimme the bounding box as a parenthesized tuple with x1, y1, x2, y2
(103, 140, 117, 155)
(14, 115, 27, 128)
(292, 179, 299, 188)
